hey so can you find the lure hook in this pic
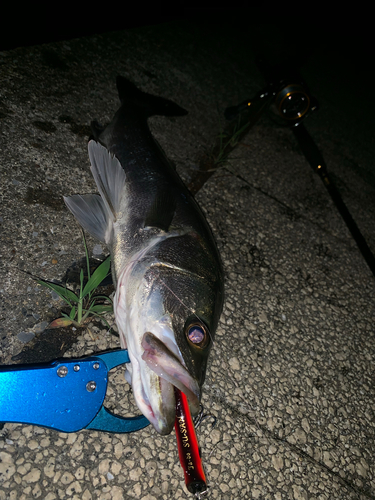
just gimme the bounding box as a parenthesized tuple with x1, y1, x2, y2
(194, 404, 217, 430)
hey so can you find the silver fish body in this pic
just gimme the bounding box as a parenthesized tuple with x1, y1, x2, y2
(64, 76, 224, 434)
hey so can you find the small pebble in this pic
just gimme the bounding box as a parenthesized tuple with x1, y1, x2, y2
(17, 331, 35, 343)
(93, 244, 103, 255)
(34, 321, 48, 333)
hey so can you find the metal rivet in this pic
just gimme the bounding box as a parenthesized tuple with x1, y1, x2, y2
(73, 365, 80, 372)
(86, 381, 96, 392)
(93, 362, 100, 370)
(57, 366, 68, 378)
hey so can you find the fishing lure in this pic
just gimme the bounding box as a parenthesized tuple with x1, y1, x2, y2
(174, 388, 207, 496)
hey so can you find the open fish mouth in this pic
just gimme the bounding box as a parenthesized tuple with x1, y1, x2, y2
(140, 331, 200, 434)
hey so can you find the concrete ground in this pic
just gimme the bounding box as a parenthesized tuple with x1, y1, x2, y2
(0, 19, 374, 500)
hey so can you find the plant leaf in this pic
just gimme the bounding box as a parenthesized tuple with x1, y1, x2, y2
(82, 229, 91, 282)
(89, 304, 113, 313)
(38, 280, 79, 304)
(48, 317, 73, 328)
(79, 268, 84, 298)
(90, 294, 113, 305)
(82, 256, 111, 298)
(69, 306, 76, 320)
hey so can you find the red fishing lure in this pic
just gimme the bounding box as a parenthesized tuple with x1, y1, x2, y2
(174, 388, 207, 495)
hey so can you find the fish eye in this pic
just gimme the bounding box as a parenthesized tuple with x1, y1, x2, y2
(186, 322, 210, 349)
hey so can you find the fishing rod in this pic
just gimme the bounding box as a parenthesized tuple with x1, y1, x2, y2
(224, 74, 375, 278)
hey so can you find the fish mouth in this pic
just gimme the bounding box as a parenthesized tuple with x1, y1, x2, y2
(140, 331, 200, 434)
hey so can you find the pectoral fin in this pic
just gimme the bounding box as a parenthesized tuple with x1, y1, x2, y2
(64, 141, 127, 244)
(88, 140, 126, 220)
(64, 194, 113, 244)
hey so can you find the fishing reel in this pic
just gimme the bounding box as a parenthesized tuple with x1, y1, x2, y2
(224, 78, 318, 126)
(274, 81, 317, 122)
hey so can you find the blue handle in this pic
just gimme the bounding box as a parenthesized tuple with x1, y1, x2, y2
(0, 350, 149, 433)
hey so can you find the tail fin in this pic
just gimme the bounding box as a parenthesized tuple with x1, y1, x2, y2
(116, 75, 188, 118)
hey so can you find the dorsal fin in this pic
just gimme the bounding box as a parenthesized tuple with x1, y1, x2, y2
(116, 75, 188, 118)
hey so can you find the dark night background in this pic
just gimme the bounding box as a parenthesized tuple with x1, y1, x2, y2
(3, 13, 373, 104)
(2, 12, 372, 85)
(0, 14, 183, 51)
(1, 13, 371, 66)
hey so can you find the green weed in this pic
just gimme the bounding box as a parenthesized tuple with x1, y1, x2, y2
(38, 231, 113, 329)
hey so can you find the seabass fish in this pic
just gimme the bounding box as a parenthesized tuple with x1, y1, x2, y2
(64, 76, 224, 434)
